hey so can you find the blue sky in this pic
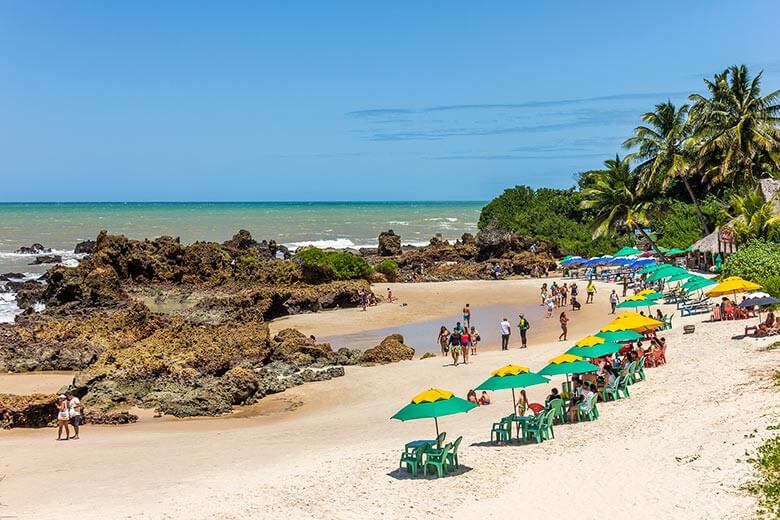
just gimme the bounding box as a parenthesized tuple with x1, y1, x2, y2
(1, 1, 779, 201)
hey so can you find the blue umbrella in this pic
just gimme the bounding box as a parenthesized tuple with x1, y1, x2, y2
(738, 296, 780, 308)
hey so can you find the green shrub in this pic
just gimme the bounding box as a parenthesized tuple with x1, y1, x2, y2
(295, 247, 373, 281)
(747, 431, 780, 519)
(722, 240, 780, 284)
(761, 276, 780, 299)
(654, 201, 706, 249)
(374, 259, 399, 281)
(237, 255, 258, 269)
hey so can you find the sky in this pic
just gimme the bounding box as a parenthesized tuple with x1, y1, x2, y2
(1, 1, 779, 202)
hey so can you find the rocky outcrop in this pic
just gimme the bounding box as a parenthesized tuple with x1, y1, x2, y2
(0, 394, 56, 428)
(270, 328, 336, 366)
(74, 240, 96, 255)
(12, 280, 46, 309)
(31, 254, 62, 265)
(15, 244, 50, 255)
(361, 334, 415, 364)
(378, 230, 402, 256)
(419, 352, 436, 360)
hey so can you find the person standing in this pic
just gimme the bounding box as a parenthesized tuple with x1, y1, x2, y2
(517, 313, 530, 348)
(462, 304, 471, 327)
(55, 395, 70, 441)
(499, 317, 511, 350)
(558, 311, 569, 341)
(66, 390, 82, 440)
(586, 279, 596, 304)
(437, 326, 450, 356)
(609, 290, 619, 314)
(358, 289, 367, 311)
(540, 283, 548, 306)
(622, 276, 629, 297)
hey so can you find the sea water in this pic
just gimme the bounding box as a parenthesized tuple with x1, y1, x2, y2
(0, 201, 484, 322)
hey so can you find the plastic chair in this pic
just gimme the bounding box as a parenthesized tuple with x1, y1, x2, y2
(523, 410, 552, 443)
(603, 376, 620, 401)
(400, 445, 426, 478)
(617, 375, 630, 398)
(578, 394, 598, 421)
(548, 398, 566, 424)
(490, 416, 512, 444)
(625, 361, 637, 385)
(445, 436, 462, 470)
(435, 431, 446, 448)
(424, 443, 452, 478)
(636, 356, 646, 381)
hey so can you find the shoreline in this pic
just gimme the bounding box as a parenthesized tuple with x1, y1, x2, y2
(2, 278, 778, 518)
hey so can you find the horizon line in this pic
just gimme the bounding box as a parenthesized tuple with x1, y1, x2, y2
(0, 200, 490, 205)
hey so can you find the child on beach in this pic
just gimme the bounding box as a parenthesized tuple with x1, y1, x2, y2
(469, 325, 480, 355)
(386, 288, 394, 302)
(545, 296, 554, 318)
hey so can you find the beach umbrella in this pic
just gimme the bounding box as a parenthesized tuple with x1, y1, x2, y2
(596, 330, 644, 342)
(616, 298, 658, 310)
(628, 258, 656, 269)
(666, 247, 687, 256)
(665, 270, 696, 283)
(639, 263, 667, 274)
(682, 276, 716, 292)
(614, 246, 642, 257)
(738, 296, 780, 308)
(566, 341, 623, 358)
(561, 255, 573, 263)
(475, 365, 550, 414)
(601, 312, 665, 333)
(626, 290, 664, 301)
(391, 388, 477, 445)
(574, 335, 606, 347)
(646, 266, 687, 282)
(705, 276, 762, 298)
(538, 354, 598, 397)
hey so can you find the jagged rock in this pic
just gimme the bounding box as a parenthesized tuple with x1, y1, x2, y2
(335, 347, 363, 366)
(13, 280, 46, 309)
(74, 240, 96, 255)
(270, 328, 336, 366)
(15, 243, 50, 255)
(378, 230, 402, 256)
(82, 411, 137, 425)
(360, 334, 415, 364)
(30, 254, 62, 265)
(419, 352, 436, 360)
(0, 272, 26, 281)
(0, 394, 56, 428)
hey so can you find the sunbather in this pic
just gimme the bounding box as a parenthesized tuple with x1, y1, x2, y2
(467, 389, 479, 405)
(757, 312, 777, 335)
(478, 391, 491, 406)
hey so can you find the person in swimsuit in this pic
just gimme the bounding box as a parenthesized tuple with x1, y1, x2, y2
(437, 326, 450, 356)
(469, 325, 480, 355)
(558, 311, 569, 341)
(55, 395, 70, 441)
(462, 304, 471, 327)
(460, 329, 471, 364)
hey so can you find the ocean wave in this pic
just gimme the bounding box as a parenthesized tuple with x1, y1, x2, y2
(286, 238, 361, 250)
(0, 249, 86, 268)
(0, 292, 21, 324)
(387, 221, 409, 226)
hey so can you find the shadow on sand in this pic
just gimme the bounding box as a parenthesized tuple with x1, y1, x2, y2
(387, 465, 474, 481)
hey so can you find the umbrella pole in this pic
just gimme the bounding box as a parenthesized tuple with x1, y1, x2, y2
(434, 417, 440, 448)
(512, 388, 517, 415)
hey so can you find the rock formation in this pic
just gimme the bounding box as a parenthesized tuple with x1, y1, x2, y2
(377, 230, 402, 256)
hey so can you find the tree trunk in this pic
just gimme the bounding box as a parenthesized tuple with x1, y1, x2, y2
(682, 176, 710, 235)
(633, 223, 667, 263)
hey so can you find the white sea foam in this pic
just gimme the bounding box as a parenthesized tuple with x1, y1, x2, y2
(0, 292, 21, 324)
(387, 221, 409, 226)
(445, 217, 458, 222)
(286, 238, 360, 250)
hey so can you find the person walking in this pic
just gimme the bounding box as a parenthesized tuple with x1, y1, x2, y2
(437, 326, 450, 356)
(55, 395, 70, 441)
(622, 276, 629, 297)
(462, 304, 471, 328)
(609, 290, 619, 314)
(558, 311, 569, 341)
(499, 317, 511, 350)
(586, 279, 596, 304)
(517, 313, 530, 348)
(66, 390, 82, 440)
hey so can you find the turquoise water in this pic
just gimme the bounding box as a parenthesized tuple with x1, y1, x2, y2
(0, 201, 484, 272)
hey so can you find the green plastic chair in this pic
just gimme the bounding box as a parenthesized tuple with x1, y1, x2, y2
(523, 410, 552, 443)
(636, 356, 647, 382)
(435, 431, 446, 448)
(424, 443, 452, 478)
(617, 374, 630, 398)
(490, 415, 513, 444)
(577, 394, 598, 421)
(445, 436, 462, 471)
(548, 398, 566, 424)
(625, 361, 638, 385)
(664, 314, 673, 330)
(399, 445, 426, 478)
(603, 376, 620, 401)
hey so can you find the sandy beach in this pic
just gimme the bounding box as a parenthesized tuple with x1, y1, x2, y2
(1, 278, 779, 519)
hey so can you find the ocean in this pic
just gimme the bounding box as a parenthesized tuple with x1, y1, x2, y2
(0, 201, 485, 322)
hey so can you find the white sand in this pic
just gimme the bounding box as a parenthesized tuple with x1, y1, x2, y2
(1, 278, 778, 519)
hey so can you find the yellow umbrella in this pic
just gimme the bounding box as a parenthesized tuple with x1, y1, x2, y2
(705, 276, 762, 298)
(547, 353, 583, 364)
(574, 335, 606, 347)
(601, 312, 664, 333)
(491, 364, 530, 377)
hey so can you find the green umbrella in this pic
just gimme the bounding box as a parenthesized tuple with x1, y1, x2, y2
(614, 246, 642, 257)
(647, 266, 687, 282)
(667, 247, 687, 256)
(391, 388, 477, 444)
(666, 270, 696, 282)
(682, 277, 717, 293)
(596, 330, 643, 342)
(639, 263, 672, 274)
(566, 341, 623, 358)
(561, 255, 573, 262)
(538, 354, 598, 398)
(475, 365, 550, 414)
(616, 298, 658, 309)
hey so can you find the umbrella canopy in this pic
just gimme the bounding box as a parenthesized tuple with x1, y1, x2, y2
(596, 330, 644, 342)
(392, 388, 477, 421)
(614, 246, 642, 257)
(706, 277, 763, 298)
(666, 271, 696, 283)
(626, 290, 664, 301)
(639, 263, 669, 274)
(738, 296, 780, 308)
(616, 298, 658, 309)
(574, 335, 606, 347)
(566, 341, 623, 358)
(601, 312, 665, 332)
(628, 258, 656, 269)
(561, 255, 573, 262)
(682, 276, 717, 292)
(538, 354, 598, 376)
(647, 265, 687, 282)
(475, 366, 550, 413)
(666, 247, 687, 256)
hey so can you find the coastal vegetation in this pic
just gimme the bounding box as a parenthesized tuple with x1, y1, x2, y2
(480, 64, 780, 257)
(296, 247, 373, 281)
(721, 240, 780, 297)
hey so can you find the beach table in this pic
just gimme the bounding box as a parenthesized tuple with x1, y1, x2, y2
(512, 415, 536, 440)
(404, 439, 435, 452)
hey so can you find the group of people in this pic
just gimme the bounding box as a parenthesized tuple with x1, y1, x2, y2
(499, 313, 530, 350)
(438, 305, 481, 366)
(55, 391, 82, 441)
(540, 281, 589, 316)
(466, 389, 492, 406)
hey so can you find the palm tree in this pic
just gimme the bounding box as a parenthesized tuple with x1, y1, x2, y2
(579, 155, 665, 257)
(725, 189, 780, 245)
(688, 65, 780, 187)
(623, 101, 711, 234)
